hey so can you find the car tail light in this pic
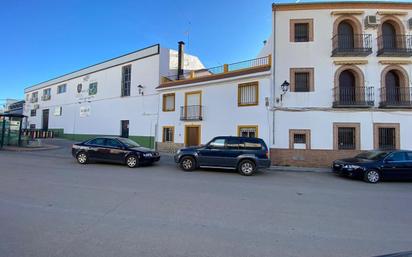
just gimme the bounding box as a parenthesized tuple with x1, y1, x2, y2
(266, 151, 269, 158)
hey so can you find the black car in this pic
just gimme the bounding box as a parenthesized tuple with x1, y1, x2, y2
(174, 136, 271, 176)
(333, 150, 412, 183)
(72, 137, 160, 168)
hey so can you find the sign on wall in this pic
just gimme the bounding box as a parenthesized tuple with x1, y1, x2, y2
(54, 106, 62, 116)
(80, 106, 91, 118)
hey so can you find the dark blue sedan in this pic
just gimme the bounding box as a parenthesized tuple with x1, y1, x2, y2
(333, 150, 412, 183)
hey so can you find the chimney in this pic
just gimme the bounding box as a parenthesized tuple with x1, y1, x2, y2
(177, 41, 185, 80)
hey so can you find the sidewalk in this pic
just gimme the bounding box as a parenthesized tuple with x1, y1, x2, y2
(269, 165, 332, 173)
(1, 144, 60, 152)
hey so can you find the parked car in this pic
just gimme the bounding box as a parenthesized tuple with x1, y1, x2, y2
(332, 150, 412, 183)
(72, 137, 160, 168)
(174, 136, 271, 176)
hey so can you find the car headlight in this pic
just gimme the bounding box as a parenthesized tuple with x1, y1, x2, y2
(176, 149, 181, 154)
(343, 164, 362, 170)
(143, 153, 153, 157)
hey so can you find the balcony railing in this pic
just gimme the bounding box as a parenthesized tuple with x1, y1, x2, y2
(380, 87, 412, 108)
(333, 86, 374, 107)
(162, 55, 271, 83)
(377, 35, 412, 57)
(180, 105, 203, 121)
(332, 34, 372, 57)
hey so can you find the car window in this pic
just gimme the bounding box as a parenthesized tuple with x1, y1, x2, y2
(87, 138, 105, 146)
(209, 138, 226, 149)
(405, 152, 412, 161)
(226, 138, 240, 150)
(386, 152, 406, 162)
(241, 138, 263, 150)
(105, 139, 123, 148)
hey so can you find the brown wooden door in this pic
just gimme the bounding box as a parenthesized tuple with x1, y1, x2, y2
(382, 22, 397, 49)
(385, 70, 401, 104)
(339, 70, 356, 104)
(185, 126, 200, 147)
(42, 109, 49, 130)
(338, 21, 354, 50)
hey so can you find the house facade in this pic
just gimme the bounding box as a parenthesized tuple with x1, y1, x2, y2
(23, 44, 204, 147)
(270, 2, 412, 166)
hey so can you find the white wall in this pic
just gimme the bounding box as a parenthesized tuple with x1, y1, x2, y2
(158, 73, 272, 146)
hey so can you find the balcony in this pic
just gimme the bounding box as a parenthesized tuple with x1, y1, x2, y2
(160, 55, 271, 88)
(380, 87, 412, 108)
(180, 105, 203, 121)
(333, 86, 374, 108)
(377, 35, 412, 57)
(332, 34, 372, 57)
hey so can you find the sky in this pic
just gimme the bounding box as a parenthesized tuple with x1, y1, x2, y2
(0, 0, 411, 100)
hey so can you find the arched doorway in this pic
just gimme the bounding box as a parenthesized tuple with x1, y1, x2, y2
(338, 21, 354, 50)
(381, 66, 410, 107)
(339, 70, 356, 104)
(382, 22, 397, 50)
(385, 70, 401, 104)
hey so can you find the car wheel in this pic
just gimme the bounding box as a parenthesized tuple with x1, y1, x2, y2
(126, 155, 138, 168)
(76, 152, 88, 164)
(238, 160, 256, 176)
(180, 156, 196, 171)
(364, 170, 380, 183)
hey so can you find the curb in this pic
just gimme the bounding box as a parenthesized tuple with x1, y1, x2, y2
(1, 145, 61, 152)
(268, 166, 332, 173)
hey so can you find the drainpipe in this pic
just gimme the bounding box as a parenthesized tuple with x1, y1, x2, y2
(272, 4, 277, 146)
(177, 41, 185, 80)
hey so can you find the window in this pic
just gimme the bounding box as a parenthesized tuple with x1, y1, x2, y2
(238, 82, 259, 106)
(333, 123, 360, 150)
(240, 138, 264, 150)
(289, 129, 311, 149)
(54, 106, 62, 116)
(290, 68, 314, 92)
(121, 65, 132, 97)
(42, 88, 51, 101)
(226, 138, 240, 149)
(30, 110, 36, 117)
(238, 126, 258, 138)
(406, 152, 412, 161)
(374, 123, 400, 150)
(290, 19, 314, 42)
(31, 92, 38, 103)
(57, 84, 67, 94)
(89, 82, 98, 96)
(386, 152, 406, 162)
(26, 94, 30, 101)
(29, 124, 36, 129)
(209, 138, 226, 148)
(87, 138, 105, 146)
(162, 127, 174, 143)
(162, 93, 175, 112)
(105, 139, 123, 148)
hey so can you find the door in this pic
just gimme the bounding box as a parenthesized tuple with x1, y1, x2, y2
(185, 126, 200, 147)
(104, 138, 126, 163)
(42, 109, 49, 130)
(339, 70, 356, 104)
(381, 152, 407, 179)
(121, 120, 129, 138)
(185, 92, 201, 120)
(385, 70, 401, 104)
(382, 22, 397, 49)
(86, 138, 106, 160)
(338, 21, 354, 50)
(198, 137, 226, 166)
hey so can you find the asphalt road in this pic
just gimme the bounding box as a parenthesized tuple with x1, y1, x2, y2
(0, 139, 411, 257)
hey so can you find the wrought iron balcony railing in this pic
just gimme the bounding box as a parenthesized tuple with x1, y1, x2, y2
(332, 34, 373, 57)
(380, 87, 412, 108)
(377, 35, 412, 57)
(333, 86, 374, 107)
(180, 105, 203, 121)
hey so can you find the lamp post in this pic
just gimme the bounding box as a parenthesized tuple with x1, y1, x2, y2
(280, 80, 290, 102)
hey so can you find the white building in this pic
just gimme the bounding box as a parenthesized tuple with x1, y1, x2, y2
(270, 1, 412, 166)
(23, 44, 204, 148)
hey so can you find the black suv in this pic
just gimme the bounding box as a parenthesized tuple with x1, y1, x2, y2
(174, 136, 271, 176)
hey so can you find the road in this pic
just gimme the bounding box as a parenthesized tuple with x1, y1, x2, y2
(0, 139, 411, 257)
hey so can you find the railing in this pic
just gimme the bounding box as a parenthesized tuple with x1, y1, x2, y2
(180, 105, 203, 121)
(332, 34, 372, 57)
(333, 86, 374, 107)
(162, 55, 271, 83)
(380, 87, 412, 107)
(22, 129, 57, 139)
(377, 34, 412, 56)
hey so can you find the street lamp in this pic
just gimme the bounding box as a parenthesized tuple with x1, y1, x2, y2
(280, 80, 290, 102)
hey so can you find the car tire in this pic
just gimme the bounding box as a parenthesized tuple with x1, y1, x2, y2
(238, 159, 256, 176)
(364, 170, 380, 183)
(180, 156, 196, 172)
(76, 152, 88, 164)
(126, 155, 139, 168)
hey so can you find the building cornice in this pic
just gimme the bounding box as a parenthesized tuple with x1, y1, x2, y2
(272, 2, 412, 11)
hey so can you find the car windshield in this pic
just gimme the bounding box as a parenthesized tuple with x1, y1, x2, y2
(355, 151, 390, 160)
(117, 138, 140, 148)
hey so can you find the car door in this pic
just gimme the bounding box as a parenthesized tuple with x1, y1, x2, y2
(104, 138, 126, 163)
(86, 138, 106, 160)
(381, 152, 407, 179)
(197, 138, 226, 167)
(223, 138, 242, 167)
(402, 152, 412, 179)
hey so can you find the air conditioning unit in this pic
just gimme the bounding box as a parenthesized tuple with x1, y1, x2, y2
(365, 15, 378, 28)
(33, 104, 40, 110)
(408, 18, 412, 30)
